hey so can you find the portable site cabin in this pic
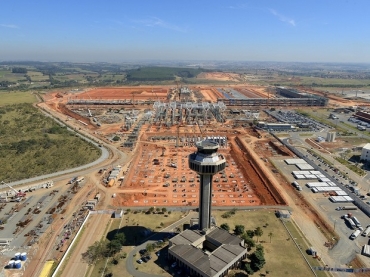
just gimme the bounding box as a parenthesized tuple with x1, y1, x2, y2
(276, 210, 291, 219)
(114, 209, 124, 218)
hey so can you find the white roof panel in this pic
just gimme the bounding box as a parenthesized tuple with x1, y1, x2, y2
(296, 164, 314, 170)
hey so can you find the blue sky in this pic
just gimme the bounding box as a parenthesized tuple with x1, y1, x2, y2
(0, 0, 369, 63)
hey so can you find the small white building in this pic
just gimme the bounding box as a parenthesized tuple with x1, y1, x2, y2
(113, 209, 123, 218)
(361, 143, 370, 161)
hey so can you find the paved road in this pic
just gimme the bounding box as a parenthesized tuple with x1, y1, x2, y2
(126, 211, 197, 277)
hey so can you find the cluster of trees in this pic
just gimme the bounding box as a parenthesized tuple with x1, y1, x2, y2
(12, 67, 27, 73)
(244, 244, 266, 275)
(83, 233, 126, 265)
(219, 222, 273, 275)
(0, 80, 15, 88)
(126, 67, 205, 82)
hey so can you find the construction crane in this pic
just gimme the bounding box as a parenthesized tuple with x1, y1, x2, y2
(131, 91, 139, 107)
(175, 81, 181, 101)
(1, 181, 26, 199)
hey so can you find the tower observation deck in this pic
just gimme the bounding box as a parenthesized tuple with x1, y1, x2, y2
(188, 140, 226, 230)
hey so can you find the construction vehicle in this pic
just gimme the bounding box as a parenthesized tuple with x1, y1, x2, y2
(68, 177, 78, 184)
(108, 179, 115, 187)
(1, 181, 26, 199)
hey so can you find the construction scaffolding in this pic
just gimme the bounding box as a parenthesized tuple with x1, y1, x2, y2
(152, 101, 226, 126)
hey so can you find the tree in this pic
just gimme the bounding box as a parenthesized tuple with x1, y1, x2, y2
(246, 229, 255, 238)
(156, 207, 161, 213)
(249, 246, 266, 271)
(241, 235, 255, 249)
(220, 223, 230, 232)
(162, 207, 167, 213)
(82, 241, 106, 265)
(149, 207, 155, 213)
(234, 225, 245, 236)
(244, 263, 255, 275)
(146, 243, 155, 253)
(268, 232, 273, 243)
(255, 227, 263, 242)
(106, 240, 122, 256)
(114, 232, 126, 246)
(112, 135, 120, 141)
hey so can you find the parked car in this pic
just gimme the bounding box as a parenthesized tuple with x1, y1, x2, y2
(171, 262, 177, 268)
(139, 249, 148, 255)
(156, 251, 161, 256)
(137, 259, 143, 264)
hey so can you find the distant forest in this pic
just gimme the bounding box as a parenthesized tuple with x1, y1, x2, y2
(126, 67, 206, 81)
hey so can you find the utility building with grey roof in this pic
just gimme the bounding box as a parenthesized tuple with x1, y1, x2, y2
(168, 227, 248, 277)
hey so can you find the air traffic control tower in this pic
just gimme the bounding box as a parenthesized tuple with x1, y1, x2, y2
(189, 140, 226, 230)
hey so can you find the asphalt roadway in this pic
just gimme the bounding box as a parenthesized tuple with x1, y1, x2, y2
(125, 211, 197, 277)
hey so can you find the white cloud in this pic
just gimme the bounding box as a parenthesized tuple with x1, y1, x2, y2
(0, 24, 19, 29)
(135, 17, 187, 32)
(270, 9, 295, 26)
(228, 4, 249, 9)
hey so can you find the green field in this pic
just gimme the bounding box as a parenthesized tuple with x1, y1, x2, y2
(86, 209, 326, 277)
(89, 210, 186, 277)
(214, 210, 321, 277)
(274, 76, 370, 87)
(0, 91, 37, 105)
(0, 103, 101, 181)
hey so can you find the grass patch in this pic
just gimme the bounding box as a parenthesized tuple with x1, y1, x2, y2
(296, 109, 348, 133)
(334, 157, 366, 176)
(214, 209, 325, 277)
(89, 211, 185, 277)
(0, 91, 37, 105)
(284, 220, 330, 277)
(0, 103, 101, 181)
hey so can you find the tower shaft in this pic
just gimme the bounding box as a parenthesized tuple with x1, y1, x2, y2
(188, 140, 226, 231)
(199, 175, 212, 230)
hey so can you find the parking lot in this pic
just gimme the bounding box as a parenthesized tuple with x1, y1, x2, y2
(273, 152, 370, 265)
(266, 109, 328, 131)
